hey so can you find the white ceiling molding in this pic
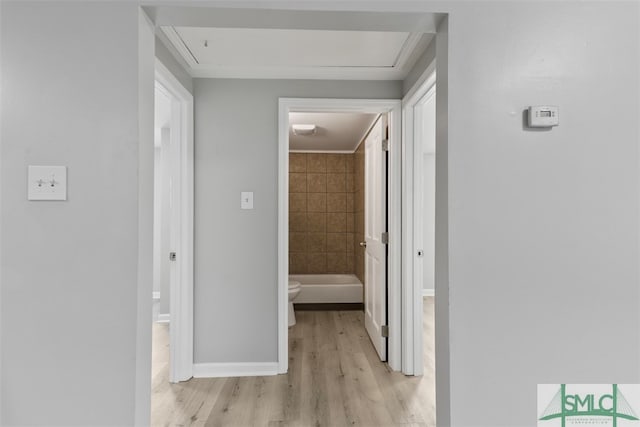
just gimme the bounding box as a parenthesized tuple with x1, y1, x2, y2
(162, 26, 199, 67)
(149, 7, 442, 33)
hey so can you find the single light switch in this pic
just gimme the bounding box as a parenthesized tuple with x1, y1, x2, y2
(241, 191, 254, 209)
(28, 165, 67, 201)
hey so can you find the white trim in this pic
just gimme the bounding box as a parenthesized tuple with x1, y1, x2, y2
(152, 291, 161, 300)
(160, 26, 199, 69)
(277, 100, 289, 374)
(155, 58, 194, 383)
(193, 362, 279, 378)
(393, 33, 426, 70)
(156, 313, 170, 323)
(387, 101, 403, 371)
(187, 65, 423, 81)
(401, 66, 436, 376)
(403, 58, 437, 105)
(422, 289, 435, 297)
(289, 149, 356, 154)
(278, 97, 403, 373)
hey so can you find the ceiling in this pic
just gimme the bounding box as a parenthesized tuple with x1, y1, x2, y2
(289, 112, 378, 152)
(152, 8, 440, 152)
(161, 26, 433, 80)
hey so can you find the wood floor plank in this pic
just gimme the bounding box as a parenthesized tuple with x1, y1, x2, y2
(151, 298, 436, 426)
(335, 312, 381, 426)
(169, 378, 226, 427)
(284, 336, 303, 424)
(299, 312, 331, 427)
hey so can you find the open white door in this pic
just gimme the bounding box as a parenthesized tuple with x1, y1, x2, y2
(155, 60, 194, 383)
(364, 115, 388, 361)
(166, 91, 181, 383)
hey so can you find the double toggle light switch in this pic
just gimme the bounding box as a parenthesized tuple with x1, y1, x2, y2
(27, 165, 67, 201)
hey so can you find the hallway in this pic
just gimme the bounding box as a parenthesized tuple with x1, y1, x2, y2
(151, 298, 435, 426)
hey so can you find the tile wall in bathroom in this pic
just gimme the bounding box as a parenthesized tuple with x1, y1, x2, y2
(289, 153, 356, 274)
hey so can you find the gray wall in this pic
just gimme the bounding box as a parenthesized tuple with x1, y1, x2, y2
(193, 78, 402, 362)
(135, 10, 155, 425)
(425, 2, 640, 426)
(1, 2, 144, 425)
(432, 15, 451, 427)
(399, 1, 640, 425)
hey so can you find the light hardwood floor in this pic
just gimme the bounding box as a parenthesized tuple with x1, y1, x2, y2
(151, 297, 435, 427)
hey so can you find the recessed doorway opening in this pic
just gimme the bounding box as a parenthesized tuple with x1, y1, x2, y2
(287, 110, 386, 358)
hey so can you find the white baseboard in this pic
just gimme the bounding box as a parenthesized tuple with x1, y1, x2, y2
(152, 291, 161, 300)
(156, 313, 170, 323)
(422, 289, 435, 297)
(193, 362, 279, 378)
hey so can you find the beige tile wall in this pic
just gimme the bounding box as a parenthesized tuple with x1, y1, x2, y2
(289, 153, 356, 274)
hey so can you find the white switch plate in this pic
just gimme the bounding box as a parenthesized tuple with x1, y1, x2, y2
(241, 191, 254, 209)
(28, 165, 67, 201)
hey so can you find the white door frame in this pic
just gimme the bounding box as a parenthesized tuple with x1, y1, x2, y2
(401, 64, 436, 375)
(277, 98, 403, 373)
(155, 59, 194, 382)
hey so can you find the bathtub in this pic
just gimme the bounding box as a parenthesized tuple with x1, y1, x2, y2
(289, 274, 363, 304)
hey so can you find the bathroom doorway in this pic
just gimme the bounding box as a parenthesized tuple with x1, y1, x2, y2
(287, 111, 375, 317)
(278, 98, 402, 373)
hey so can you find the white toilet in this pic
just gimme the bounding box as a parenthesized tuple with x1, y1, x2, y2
(288, 279, 301, 327)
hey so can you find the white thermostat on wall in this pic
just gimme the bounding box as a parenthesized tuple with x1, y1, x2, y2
(528, 105, 559, 128)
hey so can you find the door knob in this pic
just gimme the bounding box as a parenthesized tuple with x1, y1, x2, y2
(359, 241, 367, 248)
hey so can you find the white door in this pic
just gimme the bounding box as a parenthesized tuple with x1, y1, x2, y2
(167, 95, 180, 315)
(167, 89, 187, 383)
(158, 80, 186, 383)
(412, 86, 436, 376)
(154, 63, 195, 384)
(364, 115, 387, 361)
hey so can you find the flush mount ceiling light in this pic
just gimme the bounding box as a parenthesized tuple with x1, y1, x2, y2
(291, 124, 317, 136)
